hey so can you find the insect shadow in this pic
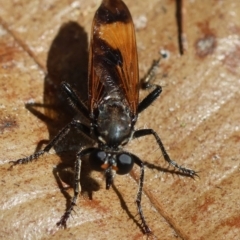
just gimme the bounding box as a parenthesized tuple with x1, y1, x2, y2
(25, 22, 100, 201)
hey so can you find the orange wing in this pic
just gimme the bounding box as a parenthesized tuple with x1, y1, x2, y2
(88, 0, 139, 117)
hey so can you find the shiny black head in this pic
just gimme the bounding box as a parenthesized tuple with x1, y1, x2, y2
(89, 148, 135, 189)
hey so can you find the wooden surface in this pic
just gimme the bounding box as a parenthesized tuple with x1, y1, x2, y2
(0, 0, 240, 239)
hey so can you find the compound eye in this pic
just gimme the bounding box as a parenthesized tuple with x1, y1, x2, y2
(116, 153, 134, 175)
(89, 149, 107, 172)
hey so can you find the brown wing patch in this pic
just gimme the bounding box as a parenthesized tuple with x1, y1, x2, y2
(88, 0, 139, 117)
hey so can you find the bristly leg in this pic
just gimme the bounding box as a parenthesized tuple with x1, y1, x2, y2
(10, 120, 91, 167)
(133, 129, 198, 177)
(57, 151, 82, 227)
(138, 51, 169, 114)
(134, 155, 152, 234)
(141, 50, 168, 90)
(9, 121, 74, 167)
(57, 148, 93, 227)
(136, 50, 197, 178)
(10, 82, 90, 168)
(105, 168, 114, 190)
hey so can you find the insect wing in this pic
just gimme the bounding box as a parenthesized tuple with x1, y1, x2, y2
(88, 0, 139, 117)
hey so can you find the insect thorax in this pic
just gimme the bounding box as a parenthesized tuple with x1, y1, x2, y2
(95, 98, 133, 147)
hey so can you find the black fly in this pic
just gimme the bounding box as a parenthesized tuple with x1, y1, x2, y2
(11, 0, 197, 235)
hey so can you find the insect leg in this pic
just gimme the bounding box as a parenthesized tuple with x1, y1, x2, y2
(133, 155, 151, 234)
(57, 148, 94, 227)
(141, 54, 162, 90)
(105, 167, 114, 190)
(61, 82, 89, 118)
(138, 52, 168, 113)
(137, 85, 162, 113)
(10, 120, 91, 166)
(133, 129, 197, 177)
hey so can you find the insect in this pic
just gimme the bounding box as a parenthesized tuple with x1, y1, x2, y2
(11, 0, 197, 235)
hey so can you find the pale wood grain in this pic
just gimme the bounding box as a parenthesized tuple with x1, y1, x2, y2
(0, 0, 240, 239)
